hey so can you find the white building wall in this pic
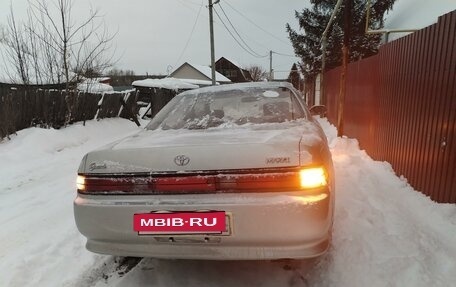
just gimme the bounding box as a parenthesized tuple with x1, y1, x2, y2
(315, 73, 321, 106)
(170, 64, 210, 81)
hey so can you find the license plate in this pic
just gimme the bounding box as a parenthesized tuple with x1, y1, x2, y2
(133, 211, 227, 235)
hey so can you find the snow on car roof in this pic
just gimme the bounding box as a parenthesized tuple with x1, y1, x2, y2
(178, 81, 294, 96)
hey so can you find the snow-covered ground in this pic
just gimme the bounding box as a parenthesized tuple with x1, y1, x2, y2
(0, 117, 455, 287)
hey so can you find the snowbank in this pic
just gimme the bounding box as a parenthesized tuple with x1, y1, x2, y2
(0, 117, 455, 287)
(131, 77, 198, 90)
(307, 118, 456, 286)
(0, 119, 143, 287)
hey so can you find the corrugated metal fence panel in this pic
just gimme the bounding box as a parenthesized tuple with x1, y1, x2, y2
(345, 55, 379, 153)
(324, 11, 455, 203)
(324, 68, 341, 125)
(436, 12, 456, 203)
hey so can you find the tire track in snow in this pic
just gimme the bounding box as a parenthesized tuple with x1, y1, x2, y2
(65, 257, 142, 287)
(103, 258, 318, 287)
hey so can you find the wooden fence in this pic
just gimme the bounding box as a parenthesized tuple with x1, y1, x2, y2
(135, 86, 181, 119)
(323, 11, 455, 203)
(0, 85, 139, 139)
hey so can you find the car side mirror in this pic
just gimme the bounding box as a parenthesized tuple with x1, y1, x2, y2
(309, 105, 327, 117)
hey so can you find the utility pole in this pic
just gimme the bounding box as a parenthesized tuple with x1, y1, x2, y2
(269, 50, 273, 81)
(338, 0, 352, 137)
(321, 0, 343, 107)
(208, 0, 219, 86)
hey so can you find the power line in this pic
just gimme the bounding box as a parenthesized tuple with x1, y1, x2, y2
(224, 0, 290, 46)
(172, 0, 230, 39)
(272, 51, 299, 58)
(175, 0, 200, 11)
(217, 3, 267, 58)
(213, 8, 266, 58)
(172, 0, 297, 68)
(174, 0, 204, 67)
(176, 0, 202, 7)
(275, 63, 296, 70)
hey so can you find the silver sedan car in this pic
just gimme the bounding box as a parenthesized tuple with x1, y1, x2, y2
(74, 82, 334, 260)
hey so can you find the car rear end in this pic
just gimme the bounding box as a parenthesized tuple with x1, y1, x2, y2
(74, 165, 333, 260)
(73, 82, 334, 260)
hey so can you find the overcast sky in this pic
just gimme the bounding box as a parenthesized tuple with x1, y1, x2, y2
(384, 0, 455, 41)
(0, 0, 308, 78)
(2, 0, 453, 80)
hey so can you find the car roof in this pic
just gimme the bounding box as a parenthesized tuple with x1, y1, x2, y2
(178, 82, 295, 96)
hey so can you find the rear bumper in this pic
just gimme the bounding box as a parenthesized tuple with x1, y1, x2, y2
(74, 189, 333, 260)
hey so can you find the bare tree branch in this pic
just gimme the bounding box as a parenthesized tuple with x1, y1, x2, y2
(247, 65, 267, 82)
(3, 0, 117, 88)
(5, 4, 30, 84)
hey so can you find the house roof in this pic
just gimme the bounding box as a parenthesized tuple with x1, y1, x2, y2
(169, 62, 231, 84)
(187, 63, 231, 82)
(215, 57, 252, 81)
(216, 56, 243, 69)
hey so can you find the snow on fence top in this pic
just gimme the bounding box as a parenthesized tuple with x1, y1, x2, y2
(132, 77, 199, 90)
(77, 82, 114, 93)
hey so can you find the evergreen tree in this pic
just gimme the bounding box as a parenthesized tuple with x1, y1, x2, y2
(286, 0, 396, 78)
(287, 63, 302, 90)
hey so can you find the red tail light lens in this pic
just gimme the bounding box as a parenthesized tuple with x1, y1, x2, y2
(217, 173, 300, 191)
(77, 176, 216, 193)
(77, 167, 327, 194)
(154, 177, 216, 192)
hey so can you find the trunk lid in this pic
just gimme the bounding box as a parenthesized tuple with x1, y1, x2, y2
(81, 124, 321, 174)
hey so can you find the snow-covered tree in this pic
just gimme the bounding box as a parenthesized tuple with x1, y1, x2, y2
(287, 63, 302, 91)
(286, 0, 396, 78)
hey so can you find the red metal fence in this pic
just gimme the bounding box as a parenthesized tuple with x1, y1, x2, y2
(324, 11, 455, 203)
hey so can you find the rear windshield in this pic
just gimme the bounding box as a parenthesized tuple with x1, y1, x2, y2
(146, 87, 308, 130)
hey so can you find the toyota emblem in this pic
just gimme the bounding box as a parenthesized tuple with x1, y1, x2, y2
(174, 155, 190, 166)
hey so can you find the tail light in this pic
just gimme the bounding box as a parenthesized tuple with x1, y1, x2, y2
(77, 166, 328, 194)
(76, 175, 85, 190)
(299, 167, 327, 189)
